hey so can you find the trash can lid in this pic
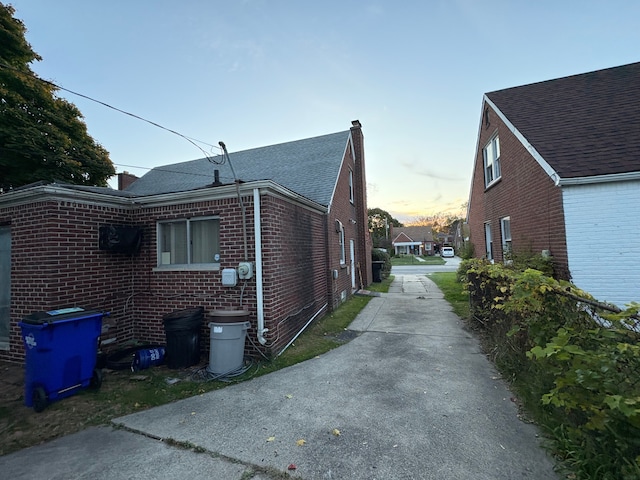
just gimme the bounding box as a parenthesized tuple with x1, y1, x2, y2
(208, 309, 249, 316)
(21, 307, 103, 325)
(208, 309, 250, 323)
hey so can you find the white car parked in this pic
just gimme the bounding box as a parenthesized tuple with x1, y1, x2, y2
(441, 246, 455, 258)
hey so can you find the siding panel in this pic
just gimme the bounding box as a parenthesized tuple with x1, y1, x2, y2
(563, 180, 640, 308)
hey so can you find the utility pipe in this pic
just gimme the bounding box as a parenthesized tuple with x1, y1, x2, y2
(253, 188, 267, 345)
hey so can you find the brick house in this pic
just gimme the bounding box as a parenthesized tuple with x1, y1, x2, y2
(0, 121, 372, 363)
(467, 62, 640, 308)
(390, 226, 435, 256)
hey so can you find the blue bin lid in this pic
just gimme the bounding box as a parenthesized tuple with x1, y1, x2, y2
(21, 307, 104, 325)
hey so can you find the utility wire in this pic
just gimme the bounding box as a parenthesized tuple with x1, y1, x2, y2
(0, 61, 224, 164)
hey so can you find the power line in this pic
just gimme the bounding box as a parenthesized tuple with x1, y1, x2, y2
(113, 162, 235, 181)
(0, 61, 224, 164)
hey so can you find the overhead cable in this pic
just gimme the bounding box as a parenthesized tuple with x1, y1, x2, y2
(0, 61, 223, 164)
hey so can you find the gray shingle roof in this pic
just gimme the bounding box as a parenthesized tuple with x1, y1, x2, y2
(126, 130, 351, 206)
(486, 62, 640, 179)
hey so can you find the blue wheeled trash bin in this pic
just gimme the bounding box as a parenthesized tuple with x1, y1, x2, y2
(19, 307, 109, 412)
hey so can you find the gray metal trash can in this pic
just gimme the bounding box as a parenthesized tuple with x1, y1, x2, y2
(207, 320, 250, 375)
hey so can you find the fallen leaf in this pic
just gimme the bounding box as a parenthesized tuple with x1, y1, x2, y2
(288, 464, 297, 470)
(285, 394, 293, 399)
(267, 436, 276, 442)
(332, 428, 341, 436)
(296, 439, 306, 446)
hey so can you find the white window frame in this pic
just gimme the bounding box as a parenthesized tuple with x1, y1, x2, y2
(484, 222, 493, 262)
(156, 216, 221, 270)
(349, 169, 354, 204)
(338, 221, 346, 265)
(500, 216, 512, 262)
(483, 135, 501, 187)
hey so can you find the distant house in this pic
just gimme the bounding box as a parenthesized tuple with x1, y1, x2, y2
(0, 121, 372, 363)
(391, 226, 435, 256)
(467, 62, 640, 308)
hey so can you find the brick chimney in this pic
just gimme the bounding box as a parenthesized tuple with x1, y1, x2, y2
(117, 172, 139, 190)
(349, 119, 373, 285)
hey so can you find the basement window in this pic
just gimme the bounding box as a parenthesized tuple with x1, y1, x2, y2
(156, 217, 220, 269)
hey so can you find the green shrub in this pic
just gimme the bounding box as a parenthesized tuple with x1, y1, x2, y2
(459, 241, 475, 260)
(465, 262, 640, 479)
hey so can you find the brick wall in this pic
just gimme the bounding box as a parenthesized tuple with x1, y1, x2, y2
(1, 199, 136, 363)
(468, 102, 570, 279)
(259, 195, 328, 353)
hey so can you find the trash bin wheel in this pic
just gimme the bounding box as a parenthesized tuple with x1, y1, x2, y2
(89, 368, 103, 390)
(32, 386, 48, 413)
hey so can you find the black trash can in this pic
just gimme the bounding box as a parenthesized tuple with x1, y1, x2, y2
(372, 261, 385, 283)
(162, 307, 204, 369)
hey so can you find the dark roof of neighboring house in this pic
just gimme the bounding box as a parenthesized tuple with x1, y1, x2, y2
(486, 62, 640, 179)
(392, 226, 434, 243)
(126, 130, 352, 206)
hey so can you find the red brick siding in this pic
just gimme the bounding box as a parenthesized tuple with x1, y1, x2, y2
(327, 141, 367, 309)
(1, 200, 136, 364)
(259, 196, 328, 353)
(468, 103, 570, 279)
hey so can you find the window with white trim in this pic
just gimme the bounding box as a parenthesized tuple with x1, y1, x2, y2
(338, 221, 346, 265)
(483, 135, 501, 187)
(158, 217, 220, 266)
(500, 217, 512, 258)
(484, 222, 493, 261)
(349, 170, 354, 204)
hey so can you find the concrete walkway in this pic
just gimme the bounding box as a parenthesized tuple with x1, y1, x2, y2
(0, 275, 558, 479)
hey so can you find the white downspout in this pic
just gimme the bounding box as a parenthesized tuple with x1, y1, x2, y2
(254, 188, 268, 344)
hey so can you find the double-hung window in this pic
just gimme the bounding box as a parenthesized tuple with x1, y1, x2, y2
(484, 222, 493, 262)
(483, 135, 501, 187)
(349, 170, 354, 204)
(158, 217, 220, 267)
(500, 216, 512, 261)
(338, 221, 346, 265)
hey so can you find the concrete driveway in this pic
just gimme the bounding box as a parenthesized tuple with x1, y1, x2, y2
(0, 274, 558, 479)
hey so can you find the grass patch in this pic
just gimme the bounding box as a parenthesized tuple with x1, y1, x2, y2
(367, 274, 394, 293)
(390, 255, 445, 266)
(428, 272, 470, 319)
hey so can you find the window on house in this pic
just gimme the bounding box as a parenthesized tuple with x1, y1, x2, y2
(483, 135, 501, 187)
(338, 221, 346, 265)
(484, 222, 493, 261)
(500, 217, 512, 260)
(349, 170, 354, 204)
(158, 217, 220, 267)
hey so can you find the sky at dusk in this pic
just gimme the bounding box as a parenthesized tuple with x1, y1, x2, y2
(7, 1, 640, 223)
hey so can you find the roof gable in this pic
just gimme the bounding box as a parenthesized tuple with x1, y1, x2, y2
(126, 130, 351, 206)
(485, 62, 640, 180)
(392, 232, 413, 243)
(392, 226, 434, 243)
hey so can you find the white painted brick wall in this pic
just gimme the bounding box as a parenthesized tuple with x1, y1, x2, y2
(563, 179, 640, 309)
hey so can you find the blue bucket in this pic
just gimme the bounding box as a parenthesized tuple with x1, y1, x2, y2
(132, 347, 166, 371)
